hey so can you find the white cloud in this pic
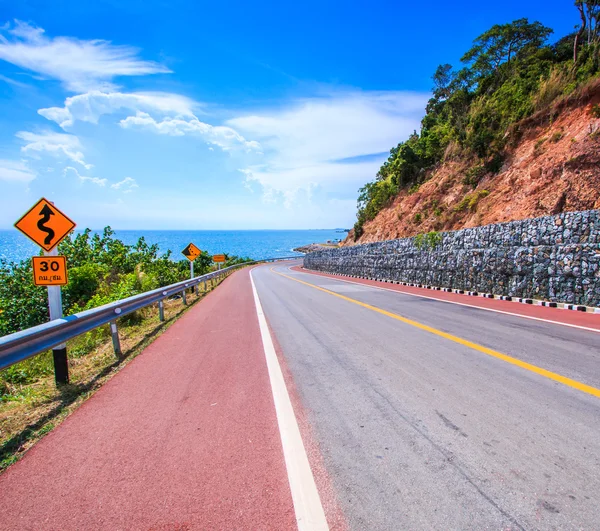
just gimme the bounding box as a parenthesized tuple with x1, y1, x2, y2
(0, 73, 29, 88)
(0, 159, 36, 182)
(119, 112, 261, 152)
(63, 166, 107, 186)
(0, 20, 170, 92)
(111, 176, 138, 192)
(39, 91, 198, 128)
(16, 130, 91, 169)
(229, 90, 428, 205)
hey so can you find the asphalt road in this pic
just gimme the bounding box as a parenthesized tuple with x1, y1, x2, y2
(1, 262, 599, 530)
(252, 262, 600, 531)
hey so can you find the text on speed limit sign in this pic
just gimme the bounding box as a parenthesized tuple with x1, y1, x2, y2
(31, 256, 68, 286)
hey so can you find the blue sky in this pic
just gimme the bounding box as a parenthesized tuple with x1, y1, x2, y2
(0, 0, 577, 229)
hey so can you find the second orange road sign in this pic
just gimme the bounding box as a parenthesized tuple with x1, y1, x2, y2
(32, 256, 68, 286)
(182, 243, 202, 261)
(14, 198, 76, 252)
(213, 254, 226, 263)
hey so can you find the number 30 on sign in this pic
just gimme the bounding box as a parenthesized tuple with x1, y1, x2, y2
(32, 256, 68, 286)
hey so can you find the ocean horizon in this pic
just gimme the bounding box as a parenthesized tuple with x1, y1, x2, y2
(0, 228, 346, 264)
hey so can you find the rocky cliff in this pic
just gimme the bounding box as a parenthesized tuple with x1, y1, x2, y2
(346, 81, 600, 245)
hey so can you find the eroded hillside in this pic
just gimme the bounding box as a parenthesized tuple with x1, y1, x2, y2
(346, 82, 600, 245)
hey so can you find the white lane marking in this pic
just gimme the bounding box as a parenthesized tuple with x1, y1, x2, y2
(250, 270, 329, 531)
(287, 267, 600, 335)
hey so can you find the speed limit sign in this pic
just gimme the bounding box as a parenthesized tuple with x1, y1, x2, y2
(31, 256, 68, 286)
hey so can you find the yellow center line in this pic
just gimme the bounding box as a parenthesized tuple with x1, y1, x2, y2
(270, 266, 600, 399)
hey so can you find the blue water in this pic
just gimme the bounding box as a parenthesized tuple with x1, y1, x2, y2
(0, 229, 346, 264)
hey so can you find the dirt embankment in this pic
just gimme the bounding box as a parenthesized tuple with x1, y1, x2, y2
(346, 81, 600, 245)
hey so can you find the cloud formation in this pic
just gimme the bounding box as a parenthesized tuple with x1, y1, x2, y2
(0, 20, 170, 92)
(120, 112, 261, 152)
(39, 91, 197, 128)
(111, 176, 138, 192)
(37, 90, 258, 154)
(229, 90, 428, 204)
(0, 159, 36, 182)
(16, 130, 91, 169)
(63, 166, 107, 186)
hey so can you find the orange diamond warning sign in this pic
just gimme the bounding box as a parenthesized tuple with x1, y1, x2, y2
(182, 243, 201, 261)
(15, 198, 76, 252)
(32, 256, 68, 286)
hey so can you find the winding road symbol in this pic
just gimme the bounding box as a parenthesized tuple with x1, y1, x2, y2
(37, 204, 56, 246)
(14, 198, 76, 252)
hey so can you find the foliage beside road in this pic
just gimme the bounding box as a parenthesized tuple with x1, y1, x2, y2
(0, 227, 250, 395)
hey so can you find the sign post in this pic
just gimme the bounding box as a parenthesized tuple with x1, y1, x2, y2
(181, 243, 201, 295)
(14, 198, 75, 385)
(46, 247, 68, 383)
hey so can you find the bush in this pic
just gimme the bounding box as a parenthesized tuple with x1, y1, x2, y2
(0, 228, 229, 394)
(415, 231, 442, 250)
(463, 165, 486, 188)
(454, 190, 490, 212)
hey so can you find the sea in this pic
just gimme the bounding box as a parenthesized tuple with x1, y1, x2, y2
(0, 229, 346, 264)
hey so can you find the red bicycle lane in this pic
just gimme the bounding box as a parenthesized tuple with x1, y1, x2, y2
(0, 267, 319, 530)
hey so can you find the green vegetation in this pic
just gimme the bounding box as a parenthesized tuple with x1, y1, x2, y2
(454, 190, 491, 212)
(591, 103, 600, 117)
(414, 231, 443, 250)
(0, 228, 250, 394)
(354, 2, 600, 239)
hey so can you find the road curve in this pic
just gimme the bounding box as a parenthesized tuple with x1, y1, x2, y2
(1, 260, 599, 530)
(252, 262, 600, 530)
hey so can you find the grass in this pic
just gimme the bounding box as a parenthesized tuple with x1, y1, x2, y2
(533, 137, 547, 156)
(454, 190, 490, 212)
(0, 275, 229, 473)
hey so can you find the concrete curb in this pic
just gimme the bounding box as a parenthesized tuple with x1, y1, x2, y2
(305, 270, 600, 315)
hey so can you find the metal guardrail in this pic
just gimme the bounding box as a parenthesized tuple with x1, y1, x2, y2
(0, 257, 299, 372)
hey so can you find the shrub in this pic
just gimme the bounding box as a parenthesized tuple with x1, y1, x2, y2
(549, 131, 563, 143)
(414, 231, 442, 250)
(463, 165, 486, 188)
(533, 138, 546, 156)
(454, 190, 490, 212)
(591, 104, 600, 119)
(408, 183, 421, 194)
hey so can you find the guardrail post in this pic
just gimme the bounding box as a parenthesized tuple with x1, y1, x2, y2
(182, 289, 187, 305)
(109, 320, 122, 358)
(158, 300, 165, 322)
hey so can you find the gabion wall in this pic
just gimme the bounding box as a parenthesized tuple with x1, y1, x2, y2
(304, 210, 600, 307)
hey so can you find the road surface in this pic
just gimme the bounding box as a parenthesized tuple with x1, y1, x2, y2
(252, 262, 600, 530)
(0, 261, 599, 530)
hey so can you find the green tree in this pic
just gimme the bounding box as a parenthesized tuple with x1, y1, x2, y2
(461, 19, 553, 81)
(574, 1, 600, 61)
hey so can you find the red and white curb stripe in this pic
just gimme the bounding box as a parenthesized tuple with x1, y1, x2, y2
(307, 272, 599, 314)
